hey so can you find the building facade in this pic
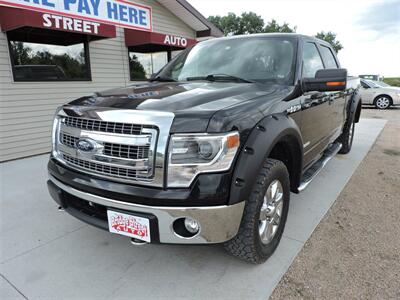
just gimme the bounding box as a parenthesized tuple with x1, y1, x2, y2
(0, 0, 222, 161)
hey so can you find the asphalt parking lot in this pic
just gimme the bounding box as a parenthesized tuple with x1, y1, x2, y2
(0, 118, 386, 299)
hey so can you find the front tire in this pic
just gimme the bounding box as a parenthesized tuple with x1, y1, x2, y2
(224, 159, 290, 264)
(374, 96, 391, 109)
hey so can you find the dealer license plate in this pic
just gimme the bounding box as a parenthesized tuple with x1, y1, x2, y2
(107, 210, 151, 242)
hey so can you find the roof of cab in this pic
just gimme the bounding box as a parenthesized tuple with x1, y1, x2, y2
(210, 33, 332, 47)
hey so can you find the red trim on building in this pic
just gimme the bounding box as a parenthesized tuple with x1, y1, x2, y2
(125, 28, 196, 50)
(0, 6, 116, 38)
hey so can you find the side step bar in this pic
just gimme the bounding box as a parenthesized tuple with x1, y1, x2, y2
(298, 142, 342, 192)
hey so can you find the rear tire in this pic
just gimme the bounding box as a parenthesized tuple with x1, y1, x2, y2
(224, 159, 290, 264)
(338, 115, 355, 154)
(374, 96, 391, 109)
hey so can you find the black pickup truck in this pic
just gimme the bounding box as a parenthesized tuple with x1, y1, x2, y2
(47, 33, 361, 263)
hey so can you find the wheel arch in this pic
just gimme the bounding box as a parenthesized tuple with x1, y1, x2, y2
(268, 134, 303, 192)
(348, 89, 362, 123)
(229, 114, 303, 205)
(354, 100, 362, 123)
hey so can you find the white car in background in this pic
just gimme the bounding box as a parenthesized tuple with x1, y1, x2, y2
(360, 79, 400, 109)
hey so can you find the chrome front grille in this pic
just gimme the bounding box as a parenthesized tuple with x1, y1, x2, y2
(60, 132, 79, 148)
(63, 116, 144, 135)
(62, 154, 138, 179)
(55, 115, 158, 183)
(52, 107, 175, 187)
(103, 143, 150, 160)
(60, 132, 150, 160)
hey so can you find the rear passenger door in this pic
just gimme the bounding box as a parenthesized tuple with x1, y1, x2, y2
(300, 42, 334, 168)
(318, 44, 347, 141)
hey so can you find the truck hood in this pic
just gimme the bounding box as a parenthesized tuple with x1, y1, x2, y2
(69, 81, 291, 133)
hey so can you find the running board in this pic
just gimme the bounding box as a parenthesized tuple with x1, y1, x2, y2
(298, 142, 342, 192)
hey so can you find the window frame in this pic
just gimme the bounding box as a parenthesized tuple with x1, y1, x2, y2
(301, 41, 325, 78)
(7, 34, 92, 82)
(318, 44, 339, 69)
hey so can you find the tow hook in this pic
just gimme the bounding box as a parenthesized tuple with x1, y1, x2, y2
(130, 238, 148, 246)
(58, 206, 65, 212)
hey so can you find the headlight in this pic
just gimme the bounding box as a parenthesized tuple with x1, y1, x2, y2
(167, 132, 240, 187)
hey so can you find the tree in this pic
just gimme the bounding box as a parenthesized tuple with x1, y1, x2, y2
(10, 41, 32, 65)
(208, 13, 242, 35)
(208, 13, 239, 36)
(208, 13, 296, 36)
(129, 54, 146, 80)
(315, 31, 343, 53)
(238, 12, 265, 34)
(264, 19, 296, 33)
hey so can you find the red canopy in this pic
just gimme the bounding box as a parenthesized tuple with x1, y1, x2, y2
(125, 28, 196, 52)
(0, 6, 116, 44)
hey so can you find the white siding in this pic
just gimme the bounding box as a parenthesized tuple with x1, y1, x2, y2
(0, 0, 196, 161)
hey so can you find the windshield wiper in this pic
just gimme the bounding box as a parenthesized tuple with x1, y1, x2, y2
(149, 75, 176, 82)
(186, 74, 255, 83)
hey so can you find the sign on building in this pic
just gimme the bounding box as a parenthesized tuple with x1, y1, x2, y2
(0, 0, 152, 31)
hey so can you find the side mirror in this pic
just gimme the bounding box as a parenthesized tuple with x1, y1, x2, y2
(302, 68, 347, 92)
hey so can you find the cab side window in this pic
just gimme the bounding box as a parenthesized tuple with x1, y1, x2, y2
(319, 45, 338, 69)
(302, 43, 324, 78)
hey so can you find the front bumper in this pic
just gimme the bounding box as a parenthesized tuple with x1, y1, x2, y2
(48, 175, 245, 244)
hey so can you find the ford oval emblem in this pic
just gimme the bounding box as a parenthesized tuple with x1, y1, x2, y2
(76, 138, 95, 152)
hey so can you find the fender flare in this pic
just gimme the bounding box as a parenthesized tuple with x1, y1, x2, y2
(229, 113, 303, 205)
(348, 88, 362, 123)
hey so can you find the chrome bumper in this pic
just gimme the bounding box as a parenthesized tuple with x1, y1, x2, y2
(49, 175, 245, 244)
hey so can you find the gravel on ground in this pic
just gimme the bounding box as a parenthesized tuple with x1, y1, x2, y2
(271, 107, 400, 299)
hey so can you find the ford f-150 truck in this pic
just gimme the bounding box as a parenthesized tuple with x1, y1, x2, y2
(47, 34, 361, 263)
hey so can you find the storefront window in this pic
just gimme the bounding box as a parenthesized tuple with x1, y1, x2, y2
(8, 39, 90, 81)
(129, 52, 168, 80)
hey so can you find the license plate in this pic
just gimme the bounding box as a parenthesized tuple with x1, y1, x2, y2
(107, 210, 151, 242)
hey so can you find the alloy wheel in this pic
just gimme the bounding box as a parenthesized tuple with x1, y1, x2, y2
(259, 179, 284, 244)
(376, 97, 390, 109)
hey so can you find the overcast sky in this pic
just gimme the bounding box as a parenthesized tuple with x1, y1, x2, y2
(188, 0, 400, 77)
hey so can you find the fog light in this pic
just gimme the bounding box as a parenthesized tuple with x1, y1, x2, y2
(184, 217, 200, 234)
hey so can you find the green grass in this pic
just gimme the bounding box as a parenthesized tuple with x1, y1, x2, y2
(383, 77, 400, 87)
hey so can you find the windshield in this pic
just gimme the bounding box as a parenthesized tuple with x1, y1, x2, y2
(365, 80, 380, 88)
(156, 36, 297, 85)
